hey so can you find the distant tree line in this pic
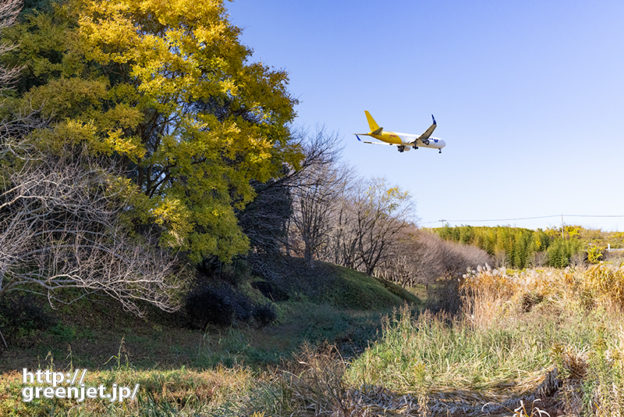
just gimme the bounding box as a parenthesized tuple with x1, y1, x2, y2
(432, 225, 598, 268)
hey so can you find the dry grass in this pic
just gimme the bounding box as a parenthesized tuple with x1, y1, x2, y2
(584, 263, 624, 310)
(0, 366, 257, 416)
(346, 265, 624, 416)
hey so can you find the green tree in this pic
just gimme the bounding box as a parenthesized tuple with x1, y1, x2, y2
(546, 239, 582, 268)
(432, 226, 562, 268)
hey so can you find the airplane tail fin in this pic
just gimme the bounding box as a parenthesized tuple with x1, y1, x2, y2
(364, 110, 380, 133)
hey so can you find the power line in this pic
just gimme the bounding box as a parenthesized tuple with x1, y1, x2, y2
(422, 214, 624, 224)
(562, 214, 624, 218)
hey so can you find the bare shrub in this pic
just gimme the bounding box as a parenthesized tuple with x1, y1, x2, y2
(419, 230, 491, 281)
(0, 4, 188, 315)
(374, 230, 491, 313)
(0, 142, 189, 315)
(377, 228, 491, 289)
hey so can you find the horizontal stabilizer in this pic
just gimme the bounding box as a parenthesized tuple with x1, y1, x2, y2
(371, 126, 383, 135)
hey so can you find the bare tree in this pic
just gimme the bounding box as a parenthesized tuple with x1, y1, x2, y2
(284, 129, 351, 265)
(351, 178, 413, 275)
(239, 128, 347, 263)
(324, 196, 358, 268)
(291, 163, 349, 265)
(317, 177, 414, 276)
(375, 226, 422, 287)
(0, 142, 189, 315)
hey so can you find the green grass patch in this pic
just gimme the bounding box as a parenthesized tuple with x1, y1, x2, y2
(320, 264, 419, 309)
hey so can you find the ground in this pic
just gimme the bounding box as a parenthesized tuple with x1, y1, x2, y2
(3, 262, 622, 416)
(0, 260, 420, 416)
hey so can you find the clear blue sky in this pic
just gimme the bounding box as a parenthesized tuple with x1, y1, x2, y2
(227, 0, 624, 231)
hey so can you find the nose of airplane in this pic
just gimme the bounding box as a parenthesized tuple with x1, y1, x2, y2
(439, 139, 446, 148)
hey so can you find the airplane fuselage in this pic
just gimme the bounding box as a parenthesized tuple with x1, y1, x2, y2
(364, 131, 446, 150)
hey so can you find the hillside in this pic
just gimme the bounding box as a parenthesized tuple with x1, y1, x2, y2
(0, 258, 418, 374)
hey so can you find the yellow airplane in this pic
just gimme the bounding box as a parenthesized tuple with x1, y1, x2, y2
(355, 111, 446, 153)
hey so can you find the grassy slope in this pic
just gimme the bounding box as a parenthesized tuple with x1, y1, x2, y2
(1, 265, 418, 370)
(319, 264, 420, 309)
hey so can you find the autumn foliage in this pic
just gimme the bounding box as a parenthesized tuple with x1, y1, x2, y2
(3, 0, 300, 262)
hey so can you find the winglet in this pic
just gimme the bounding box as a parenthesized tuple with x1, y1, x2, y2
(355, 134, 362, 141)
(432, 114, 436, 125)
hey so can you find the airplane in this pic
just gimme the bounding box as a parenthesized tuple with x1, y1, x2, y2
(354, 111, 446, 153)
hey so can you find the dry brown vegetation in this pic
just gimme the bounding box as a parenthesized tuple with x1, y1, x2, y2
(376, 228, 492, 288)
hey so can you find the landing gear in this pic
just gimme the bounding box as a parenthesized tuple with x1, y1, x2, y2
(438, 149, 442, 154)
(397, 146, 405, 153)
(412, 145, 418, 150)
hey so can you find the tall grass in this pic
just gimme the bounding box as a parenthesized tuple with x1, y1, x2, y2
(347, 265, 624, 415)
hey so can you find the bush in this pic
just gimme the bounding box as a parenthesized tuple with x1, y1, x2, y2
(186, 281, 264, 328)
(252, 304, 277, 327)
(251, 280, 289, 301)
(586, 245, 605, 264)
(198, 258, 252, 286)
(186, 286, 235, 328)
(0, 295, 56, 347)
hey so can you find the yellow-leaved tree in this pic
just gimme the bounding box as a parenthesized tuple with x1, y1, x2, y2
(5, 0, 302, 262)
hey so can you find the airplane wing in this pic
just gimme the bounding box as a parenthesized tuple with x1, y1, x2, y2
(414, 115, 437, 143)
(355, 134, 395, 146)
